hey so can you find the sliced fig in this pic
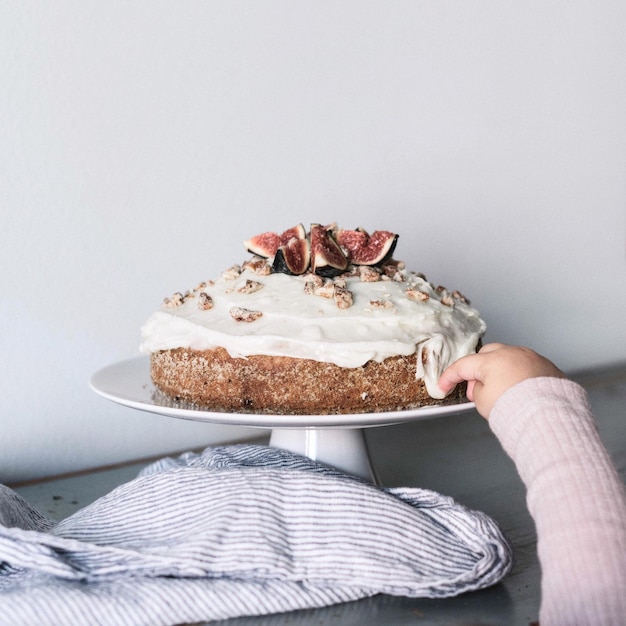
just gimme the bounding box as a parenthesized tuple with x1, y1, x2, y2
(310, 223, 349, 277)
(243, 231, 281, 258)
(335, 228, 369, 259)
(278, 223, 306, 245)
(337, 228, 398, 265)
(243, 224, 306, 258)
(272, 236, 311, 275)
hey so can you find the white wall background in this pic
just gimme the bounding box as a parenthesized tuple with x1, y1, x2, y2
(1, 1, 625, 483)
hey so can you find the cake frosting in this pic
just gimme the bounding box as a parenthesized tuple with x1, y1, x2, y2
(140, 236, 486, 400)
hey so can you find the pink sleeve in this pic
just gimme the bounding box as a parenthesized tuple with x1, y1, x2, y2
(489, 377, 626, 626)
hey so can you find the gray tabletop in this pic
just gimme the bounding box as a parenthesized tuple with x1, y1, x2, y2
(13, 364, 626, 626)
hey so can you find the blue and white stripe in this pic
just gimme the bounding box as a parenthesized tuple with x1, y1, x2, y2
(0, 445, 512, 625)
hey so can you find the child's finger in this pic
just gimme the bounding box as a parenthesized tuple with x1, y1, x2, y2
(438, 353, 484, 395)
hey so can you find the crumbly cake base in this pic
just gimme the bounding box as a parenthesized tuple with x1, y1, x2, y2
(150, 347, 467, 415)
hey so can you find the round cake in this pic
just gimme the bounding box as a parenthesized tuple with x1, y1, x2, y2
(140, 223, 486, 414)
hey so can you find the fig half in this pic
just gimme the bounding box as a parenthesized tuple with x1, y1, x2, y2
(272, 237, 311, 275)
(310, 223, 349, 277)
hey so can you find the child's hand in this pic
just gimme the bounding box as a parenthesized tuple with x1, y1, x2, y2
(438, 343, 565, 419)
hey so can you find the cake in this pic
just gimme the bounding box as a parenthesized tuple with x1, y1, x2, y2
(140, 223, 486, 414)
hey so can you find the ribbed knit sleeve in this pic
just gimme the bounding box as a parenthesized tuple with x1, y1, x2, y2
(489, 377, 626, 625)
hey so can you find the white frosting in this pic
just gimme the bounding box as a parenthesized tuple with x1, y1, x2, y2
(140, 264, 486, 399)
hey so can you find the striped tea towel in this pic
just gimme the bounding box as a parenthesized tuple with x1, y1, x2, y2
(0, 444, 512, 626)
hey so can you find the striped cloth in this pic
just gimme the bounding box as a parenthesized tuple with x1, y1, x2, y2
(0, 444, 512, 626)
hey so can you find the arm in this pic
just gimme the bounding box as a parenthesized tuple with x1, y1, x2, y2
(440, 344, 626, 625)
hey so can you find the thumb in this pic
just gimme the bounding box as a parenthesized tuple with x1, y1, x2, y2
(438, 353, 484, 396)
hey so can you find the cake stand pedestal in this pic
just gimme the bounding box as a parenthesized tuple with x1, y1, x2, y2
(269, 427, 379, 483)
(90, 358, 474, 484)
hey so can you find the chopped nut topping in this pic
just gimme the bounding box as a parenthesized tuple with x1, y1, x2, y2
(381, 260, 406, 281)
(237, 279, 265, 294)
(441, 294, 455, 307)
(304, 274, 354, 308)
(452, 290, 470, 305)
(317, 280, 336, 299)
(334, 286, 354, 309)
(405, 288, 430, 302)
(369, 299, 394, 309)
(386, 258, 406, 270)
(197, 292, 214, 311)
(242, 258, 272, 275)
(229, 306, 263, 322)
(222, 265, 242, 280)
(194, 280, 216, 293)
(304, 278, 335, 299)
(303, 274, 326, 295)
(163, 292, 186, 307)
(359, 266, 381, 282)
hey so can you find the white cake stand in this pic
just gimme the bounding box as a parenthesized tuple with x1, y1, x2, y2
(90, 358, 475, 484)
